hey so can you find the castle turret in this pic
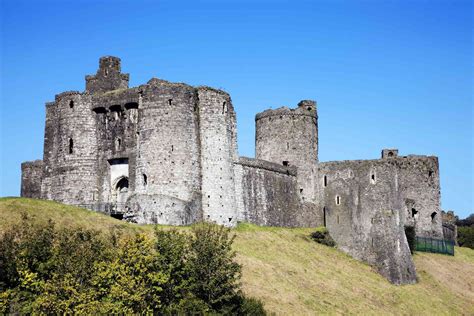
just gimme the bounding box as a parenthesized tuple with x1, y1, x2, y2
(41, 91, 99, 204)
(198, 87, 239, 226)
(255, 100, 318, 202)
(85, 56, 129, 94)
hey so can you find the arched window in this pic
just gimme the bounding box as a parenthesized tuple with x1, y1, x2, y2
(68, 138, 73, 154)
(431, 212, 437, 222)
(69, 100, 74, 109)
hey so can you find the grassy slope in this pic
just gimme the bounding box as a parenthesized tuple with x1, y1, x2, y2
(1, 198, 473, 315)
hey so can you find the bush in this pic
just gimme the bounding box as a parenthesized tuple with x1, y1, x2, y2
(457, 226, 474, 249)
(0, 216, 265, 314)
(310, 228, 336, 247)
(238, 296, 267, 315)
(456, 214, 474, 227)
(188, 223, 242, 313)
(404, 226, 416, 254)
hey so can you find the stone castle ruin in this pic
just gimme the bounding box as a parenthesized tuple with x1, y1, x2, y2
(21, 57, 444, 284)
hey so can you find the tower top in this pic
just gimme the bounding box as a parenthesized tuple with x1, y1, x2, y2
(85, 56, 129, 94)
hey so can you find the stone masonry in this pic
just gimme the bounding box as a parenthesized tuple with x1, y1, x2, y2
(21, 56, 444, 284)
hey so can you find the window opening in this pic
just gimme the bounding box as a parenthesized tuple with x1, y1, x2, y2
(115, 138, 121, 151)
(324, 175, 327, 187)
(336, 196, 340, 205)
(222, 101, 227, 114)
(323, 207, 327, 227)
(69, 100, 74, 109)
(431, 212, 437, 221)
(68, 138, 73, 154)
(371, 173, 376, 184)
(411, 208, 418, 218)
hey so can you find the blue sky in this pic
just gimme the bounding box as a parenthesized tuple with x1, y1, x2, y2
(1, 0, 472, 218)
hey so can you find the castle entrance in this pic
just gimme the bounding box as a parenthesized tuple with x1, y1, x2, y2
(112, 177, 129, 214)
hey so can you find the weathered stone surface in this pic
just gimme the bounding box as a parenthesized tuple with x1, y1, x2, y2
(21, 56, 444, 284)
(21, 160, 43, 198)
(317, 159, 419, 284)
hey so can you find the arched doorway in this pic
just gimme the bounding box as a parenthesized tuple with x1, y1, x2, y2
(113, 177, 129, 213)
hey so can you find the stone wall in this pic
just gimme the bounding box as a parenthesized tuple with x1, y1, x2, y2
(395, 155, 443, 238)
(20, 160, 43, 198)
(234, 157, 301, 226)
(318, 159, 417, 284)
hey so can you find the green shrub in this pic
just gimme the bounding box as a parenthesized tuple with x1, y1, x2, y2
(404, 226, 416, 254)
(0, 216, 265, 314)
(311, 228, 336, 247)
(188, 223, 242, 313)
(238, 296, 267, 315)
(457, 226, 474, 249)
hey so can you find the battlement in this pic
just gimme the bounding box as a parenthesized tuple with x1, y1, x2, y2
(55, 91, 81, 101)
(237, 157, 297, 176)
(381, 148, 399, 159)
(85, 56, 129, 94)
(255, 100, 317, 120)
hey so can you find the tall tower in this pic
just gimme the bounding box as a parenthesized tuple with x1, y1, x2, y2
(198, 87, 239, 226)
(255, 100, 318, 202)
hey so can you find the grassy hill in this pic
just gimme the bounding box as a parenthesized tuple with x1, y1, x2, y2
(1, 197, 473, 315)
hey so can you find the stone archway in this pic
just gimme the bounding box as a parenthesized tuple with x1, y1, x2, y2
(112, 176, 129, 212)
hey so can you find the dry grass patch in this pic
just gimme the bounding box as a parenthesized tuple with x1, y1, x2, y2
(234, 224, 474, 315)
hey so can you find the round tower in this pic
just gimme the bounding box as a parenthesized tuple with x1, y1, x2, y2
(48, 91, 99, 204)
(255, 100, 318, 201)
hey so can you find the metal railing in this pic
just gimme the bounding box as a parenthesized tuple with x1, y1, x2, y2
(74, 202, 126, 215)
(415, 236, 454, 256)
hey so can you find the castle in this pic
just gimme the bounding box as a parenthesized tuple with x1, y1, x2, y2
(21, 56, 444, 284)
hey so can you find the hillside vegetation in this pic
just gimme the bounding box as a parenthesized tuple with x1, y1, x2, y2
(1, 198, 473, 315)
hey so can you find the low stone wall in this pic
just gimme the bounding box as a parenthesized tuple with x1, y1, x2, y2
(126, 193, 202, 225)
(20, 160, 43, 199)
(234, 157, 301, 227)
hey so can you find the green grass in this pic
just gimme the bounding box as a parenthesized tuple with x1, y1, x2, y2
(1, 197, 473, 315)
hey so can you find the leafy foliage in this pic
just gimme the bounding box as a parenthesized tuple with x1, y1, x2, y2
(457, 226, 474, 249)
(310, 228, 336, 247)
(0, 214, 265, 315)
(456, 214, 474, 227)
(455, 214, 474, 250)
